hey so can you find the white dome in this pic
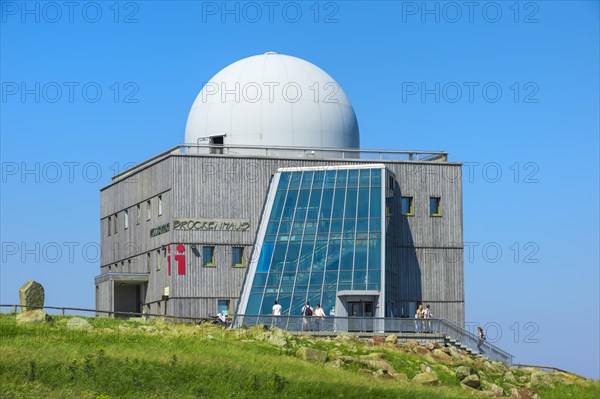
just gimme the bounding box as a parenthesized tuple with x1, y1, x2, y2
(185, 53, 359, 149)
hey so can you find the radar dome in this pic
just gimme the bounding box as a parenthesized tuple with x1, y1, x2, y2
(185, 53, 359, 149)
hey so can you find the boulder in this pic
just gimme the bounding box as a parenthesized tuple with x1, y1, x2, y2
(461, 373, 481, 389)
(385, 334, 397, 344)
(482, 380, 505, 397)
(268, 335, 287, 347)
(324, 360, 342, 368)
(19, 280, 44, 312)
(66, 317, 93, 330)
(431, 348, 453, 364)
(16, 309, 48, 324)
(504, 371, 518, 384)
(510, 388, 538, 399)
(297, 347, 328, 365)
(395, 373, 409, 382)
(411, 371, 440, 386)
(415, 346, 429, 356)
(364, 359, 397, 375)
(420, 364, 432, 373)
(456, 366, 475, 381)
(425, 342, 435, 350)
(530, 370, 554, 389)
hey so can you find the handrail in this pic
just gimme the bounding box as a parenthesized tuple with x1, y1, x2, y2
(513, 364, 587, 379)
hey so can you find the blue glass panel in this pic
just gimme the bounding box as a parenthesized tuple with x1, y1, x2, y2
(331, 189, 346, 219)
(324, 170, 337, 189)
(340, 240, 355, 271)
(306, 189, 322, 220)
(302, 233, 316, 242)
(310, 272, 324, 286)
(303, 221, 317, 234)
(278, 172, 291, 189)
(264, 234, 276, 243)
(298, 242, 314, 272)
(257, 243, 274, 272)
(284, 242, 300, 270)
(312, 241, 327, 270)
(266, 273, 281, 286)
(266, 221, 279, 235)
(289, 172, 302, 189)
(321, 292, 336, 315)
(367, 271, 381, 286)
(296, 272, 310, 285)
(369, 217, 381, 232)
(356, 232, 369, 240)
(335, 169, 348, 187)
(320, 189, 334, 219)
(307, 291, 322, 308)
(291, 291, 308, 316)
(354, 240, 368, 270)
(277, 294, 292, 315)
(359, 169, 371, 187)
(339, 271, 352, 284)
(261, 293, 277, 314)
(279, 285, 294, 293)
(356, 219, 369, 232)
(329, 232, 343, 240)
(294, 190, 310, 220)
(347, 170, 359, 187)
(278, 221, 291, 235)
(252, 273, 268, 287)
(371, 169, 381, 186)
(291, 221, 305, 234)
(343, 219, 355, 233)
(270, 190, 286, 221)
(318, 220, 330, 234)
(330, 219, 343, 233)
(368, 239, 381, 271)
(345, 189, 357, 219)
(338, 283, 352, 291)
(280, 273, 296, 285)
(324, 271, 338, 286)
(271, 243, 288, 272)
(325, 240, 341, 271)
(246, 293, 263, 315)
(312, 171, 325, 188)
(370, 187, 382, 217)
(300, 171, 314, 189)
(281, 190, 299, 220)
(357, 188, 370, 218)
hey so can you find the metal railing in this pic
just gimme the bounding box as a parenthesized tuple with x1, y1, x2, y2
(233, 314, 513, 366)
(110, 144, 449, 182)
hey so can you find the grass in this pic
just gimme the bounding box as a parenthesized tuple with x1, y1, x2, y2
(0, 314, 597, 399)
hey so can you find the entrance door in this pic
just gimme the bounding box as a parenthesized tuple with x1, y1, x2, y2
(348, 301, 374, 332)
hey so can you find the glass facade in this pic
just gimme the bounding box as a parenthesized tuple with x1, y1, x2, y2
(244, 166, 385, 316)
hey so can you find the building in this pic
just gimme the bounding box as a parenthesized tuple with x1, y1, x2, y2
(95, 53, 464, 327)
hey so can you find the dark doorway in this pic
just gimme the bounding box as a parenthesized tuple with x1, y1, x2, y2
(210, 135, 224, 154)
(348, 301, 374, 332)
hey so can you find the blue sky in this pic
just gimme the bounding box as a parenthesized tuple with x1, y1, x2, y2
(1, 0, 598, 379)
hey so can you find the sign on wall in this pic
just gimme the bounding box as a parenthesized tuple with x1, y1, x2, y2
(173, 218, 250, 232)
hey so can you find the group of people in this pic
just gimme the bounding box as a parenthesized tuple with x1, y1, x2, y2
(414, 304, 434, 332)
(271, 300, 326, 331)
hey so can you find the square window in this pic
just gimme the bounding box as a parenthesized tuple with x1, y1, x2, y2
(430, 197, 441, 216)
(217, 299, 230, 316)
(203, 246, 215, 266)
(232, 247, 244, 267)
(401, 196, 413, 216)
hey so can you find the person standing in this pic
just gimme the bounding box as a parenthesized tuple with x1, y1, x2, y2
(272, 300, 282, 327)
(314, 303, 326, 332)
(477, 326, 486, 354)
(415, 304, 423, 332)
(424, 304, 433, 332)
(301, 301, 313, 331)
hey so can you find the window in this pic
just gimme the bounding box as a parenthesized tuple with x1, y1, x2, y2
(232, 247, 244, 267)
(146, 200, 151, 221)
(107, 216, 111, 236)
(203, 246, 215, 266)
(156, 249, 161, 270)
(147, 253, 151, 271)
(217, 299, 230, 316)
(158, 195, 163, 216)
(429, 197, 441, 216)
(137, 204, 141, 225)
(401, 196, 413, 216)
(124, 210, 129, 229)
(113, 213, 118, 234)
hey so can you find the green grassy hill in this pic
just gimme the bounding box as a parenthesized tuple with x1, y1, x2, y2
(0, 313, 597, 399)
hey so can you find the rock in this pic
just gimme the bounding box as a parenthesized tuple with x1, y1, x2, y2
(431, 348, 453, 364)
(482, 380, 505, 397)
(16, 309, 48, 324)
(456, 366, 475, 381)
(297, 347, 328, 365)
(504, 371, 518, 384)
(441, 346, 452, 355)
(336, 333, 354, 342)
(374, 369, 394, 379)
(425, 342, 435, 350)
(19, 280, 44, 312)
(530, 370, 554, 388)
(437, 364, 455, 375)
(364, 359, 397, 375)
(510, 388, 538, 399)
(404, 340, 419, 351)
(395, 373, 409, 382)
(461, 373, 481, 389)
(268, 335, 287, 347)
(415, 346, 429, 356)
(411, 371, 440, 386)
(66, 317, 93, 330)
(419, 363, 432, 373)
(324, 360, 342, 368)
(385, 334, 397, 344)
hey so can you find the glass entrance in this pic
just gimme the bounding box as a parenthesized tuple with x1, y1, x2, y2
(348, 301, 374, 332)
